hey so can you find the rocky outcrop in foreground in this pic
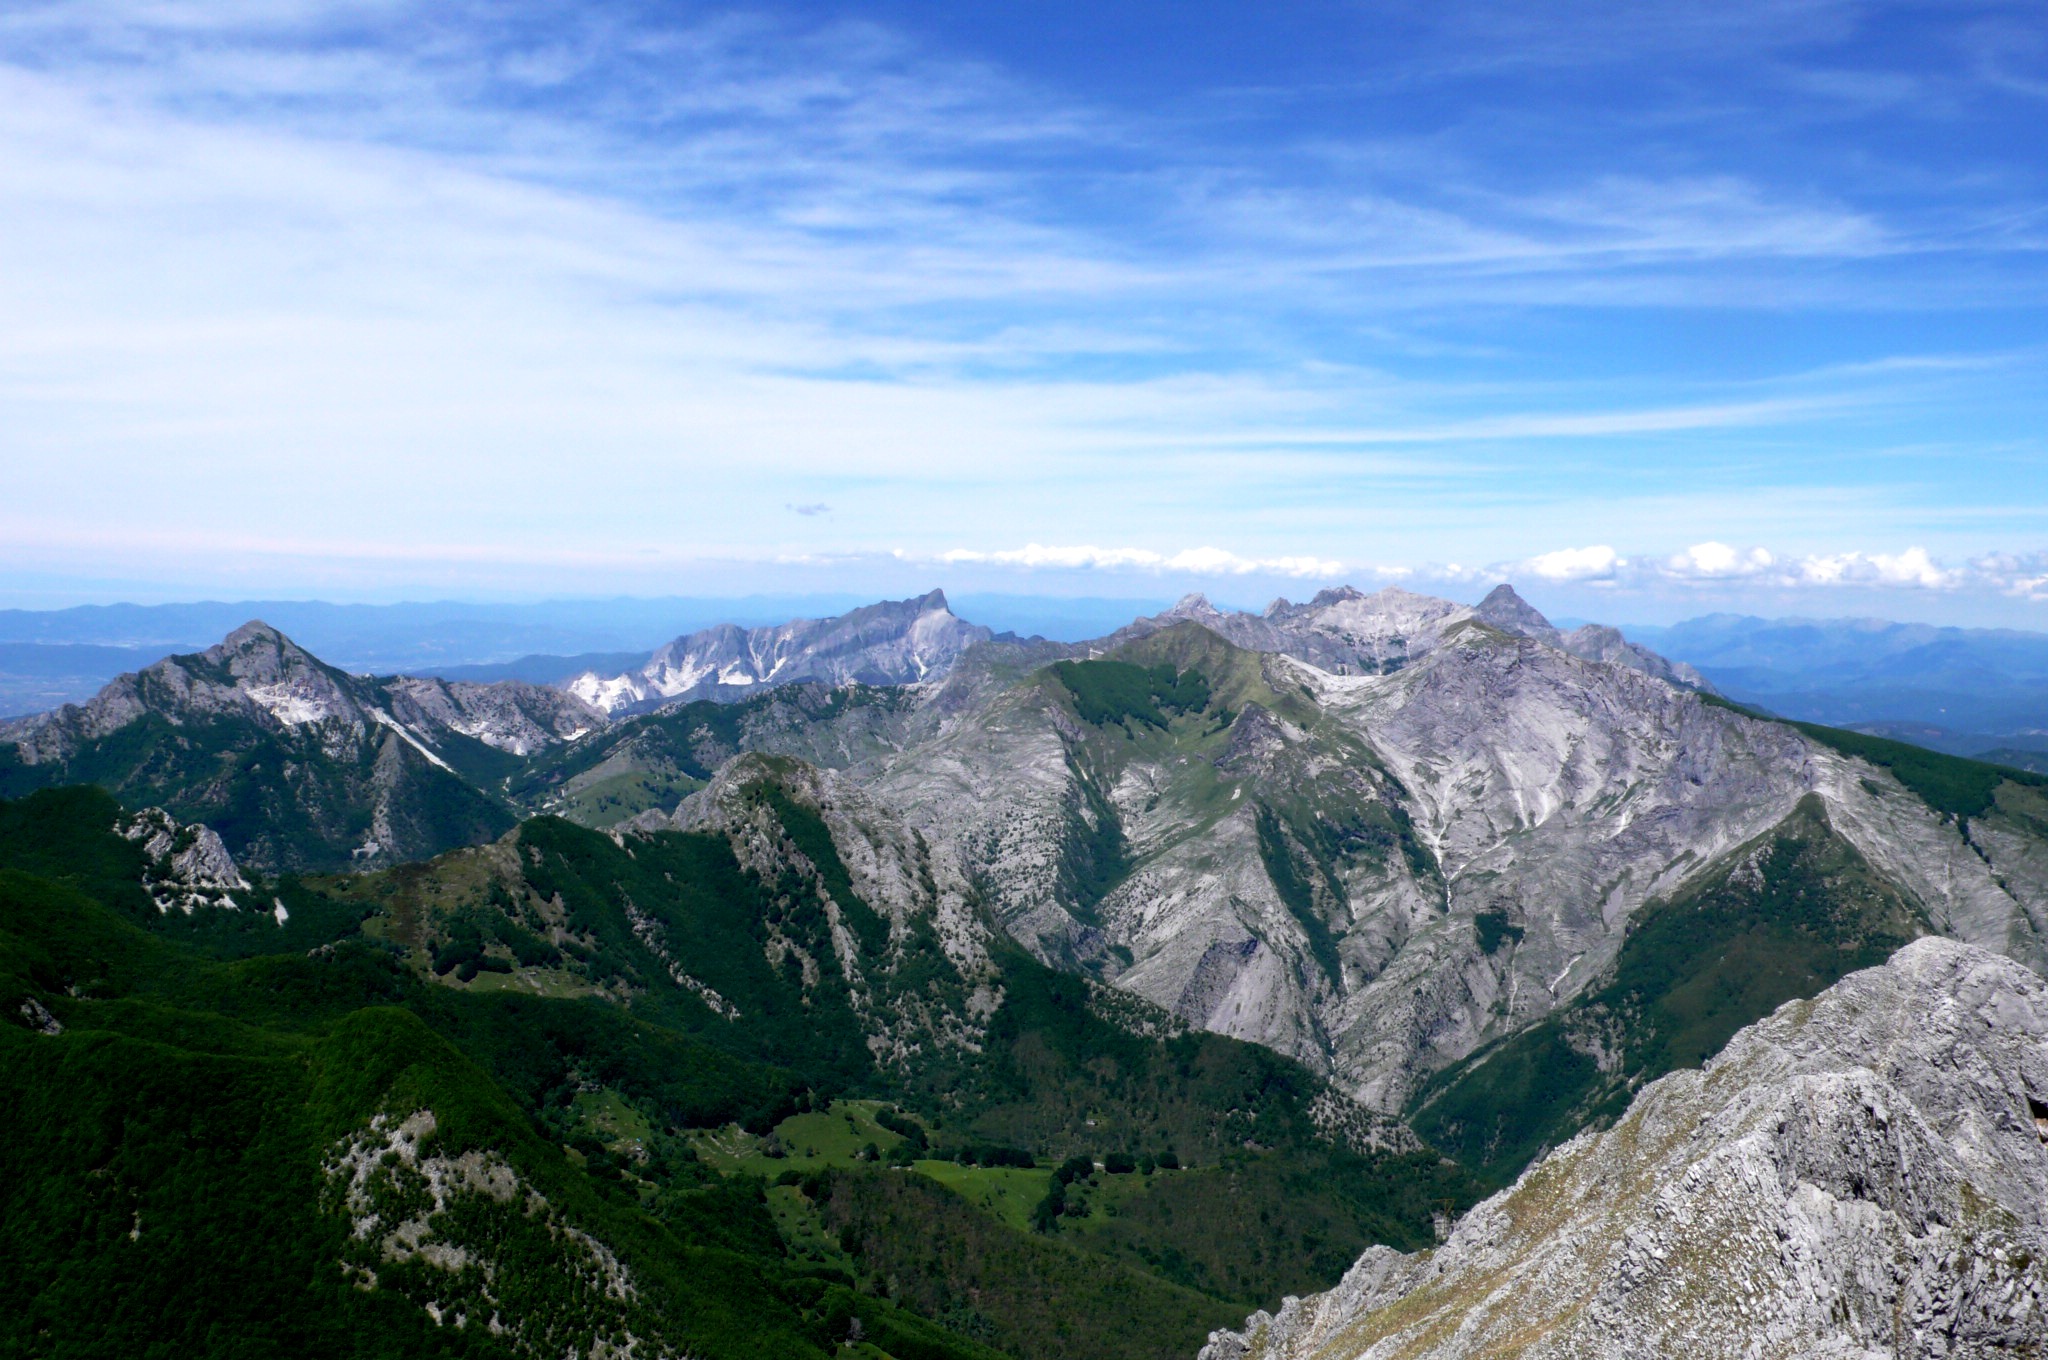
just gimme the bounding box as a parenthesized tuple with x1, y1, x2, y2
(117, 806, 254, 915)
(1201, 937, 2048, 1360)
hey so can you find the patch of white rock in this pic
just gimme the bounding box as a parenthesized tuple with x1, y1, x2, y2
(117, 808, 254, 916)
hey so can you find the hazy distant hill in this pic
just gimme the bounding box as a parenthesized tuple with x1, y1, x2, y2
(0, 642, 197, 718)
(1628, 613, 2048, 744)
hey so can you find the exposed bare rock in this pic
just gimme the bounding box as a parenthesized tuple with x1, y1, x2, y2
(565, 589, 991, 715)
(1558, 621, 1712, 691)
(1, 621, 604, 764)
(1470, 582, 1560, 641)
(1097, 583, 1709, 695)
(18, 996, 63, 1036)
(324, 1109, 651, 1356)
(663, 752, 1003, 1064)
(843, 613, 2045, 1112)
(383, 675, 604, 755)
(1200, 937, 2048, 1360)
(1106, 587, 1474, 677)
(0, 621, 585, 870)
(3, 621, 351, 758)
(117, 806, 252, 914)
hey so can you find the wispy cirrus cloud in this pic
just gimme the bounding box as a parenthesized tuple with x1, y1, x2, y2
(936, 544, 1345, 578)
(0, 1, 2043, 619)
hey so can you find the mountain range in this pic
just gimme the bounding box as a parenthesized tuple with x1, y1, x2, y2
(0, 621, 603, 869)
(0, 593, 1167, 716)
(8, 587, 2044, 1109)
(6, 584, 2048, 1358)
(564, 589, 995, 715)
(1630, 612, 2048, 761)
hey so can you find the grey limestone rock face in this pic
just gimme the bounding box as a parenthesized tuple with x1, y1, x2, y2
(117, 806, 252, 914)
(564, 589, 992, 715)
(1470, 582, 1559, 640)
(13, 589, 2041, 1129)
(382, 675, 604, 755)
(839, 602, 2046, 1112)
(0, 621, 608, 870)
(1199, 937, 2048, 1360)
(2, 621, 606, 761)
(2, 620, 351, 757)
(1557, 621, 1712, 690)
(1110, 586, 1475, 677)
(1105, 583, 1710, 694)
(663, 751, 1003, 1064)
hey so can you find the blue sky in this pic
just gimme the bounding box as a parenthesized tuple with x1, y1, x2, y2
(1, 0, 2045, 623)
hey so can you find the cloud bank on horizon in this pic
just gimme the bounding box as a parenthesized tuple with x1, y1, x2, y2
(927, 541, 2048, 601)
(0, 0, 2043, 622)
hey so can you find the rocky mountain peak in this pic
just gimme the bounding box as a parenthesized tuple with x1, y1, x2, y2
(1283, 585, 1469, 653)
(1166, 592, 1224, 619)
(0, 624, 608, 870)
(207, 618, 313, 663)
(1100, 581, 1705, 689)
(218, 618, 291, 650)
(157, 620, 358, 727)
(1472, 583, 1559, 640)
(1556, 621, 1712, 691)
(564, 590, 994, 716)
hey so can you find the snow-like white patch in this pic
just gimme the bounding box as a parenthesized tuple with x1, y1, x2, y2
(1276, 652, 1391, 699)
(1548, 951, 1586, 996)
(369, 709, 455, 772)
(245, 682, 341, 727)
(567, 671, 651, 713)
(646, 656, 715, 698)
(273, 897, 290, 925)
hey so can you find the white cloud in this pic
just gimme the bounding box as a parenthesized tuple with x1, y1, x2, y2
(1388, 543, 2048, 603)
(758, 540, 2048, 603)
(1524, 544, 1623, 582)
(1792, 546, 1955, 589)
(1491, 543, 2048, 594)
(1971, 552, 2048, 602)
(1666, 541, 1777, 579)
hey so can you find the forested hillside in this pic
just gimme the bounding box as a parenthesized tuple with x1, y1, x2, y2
(0, 784, 1474, 1360)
